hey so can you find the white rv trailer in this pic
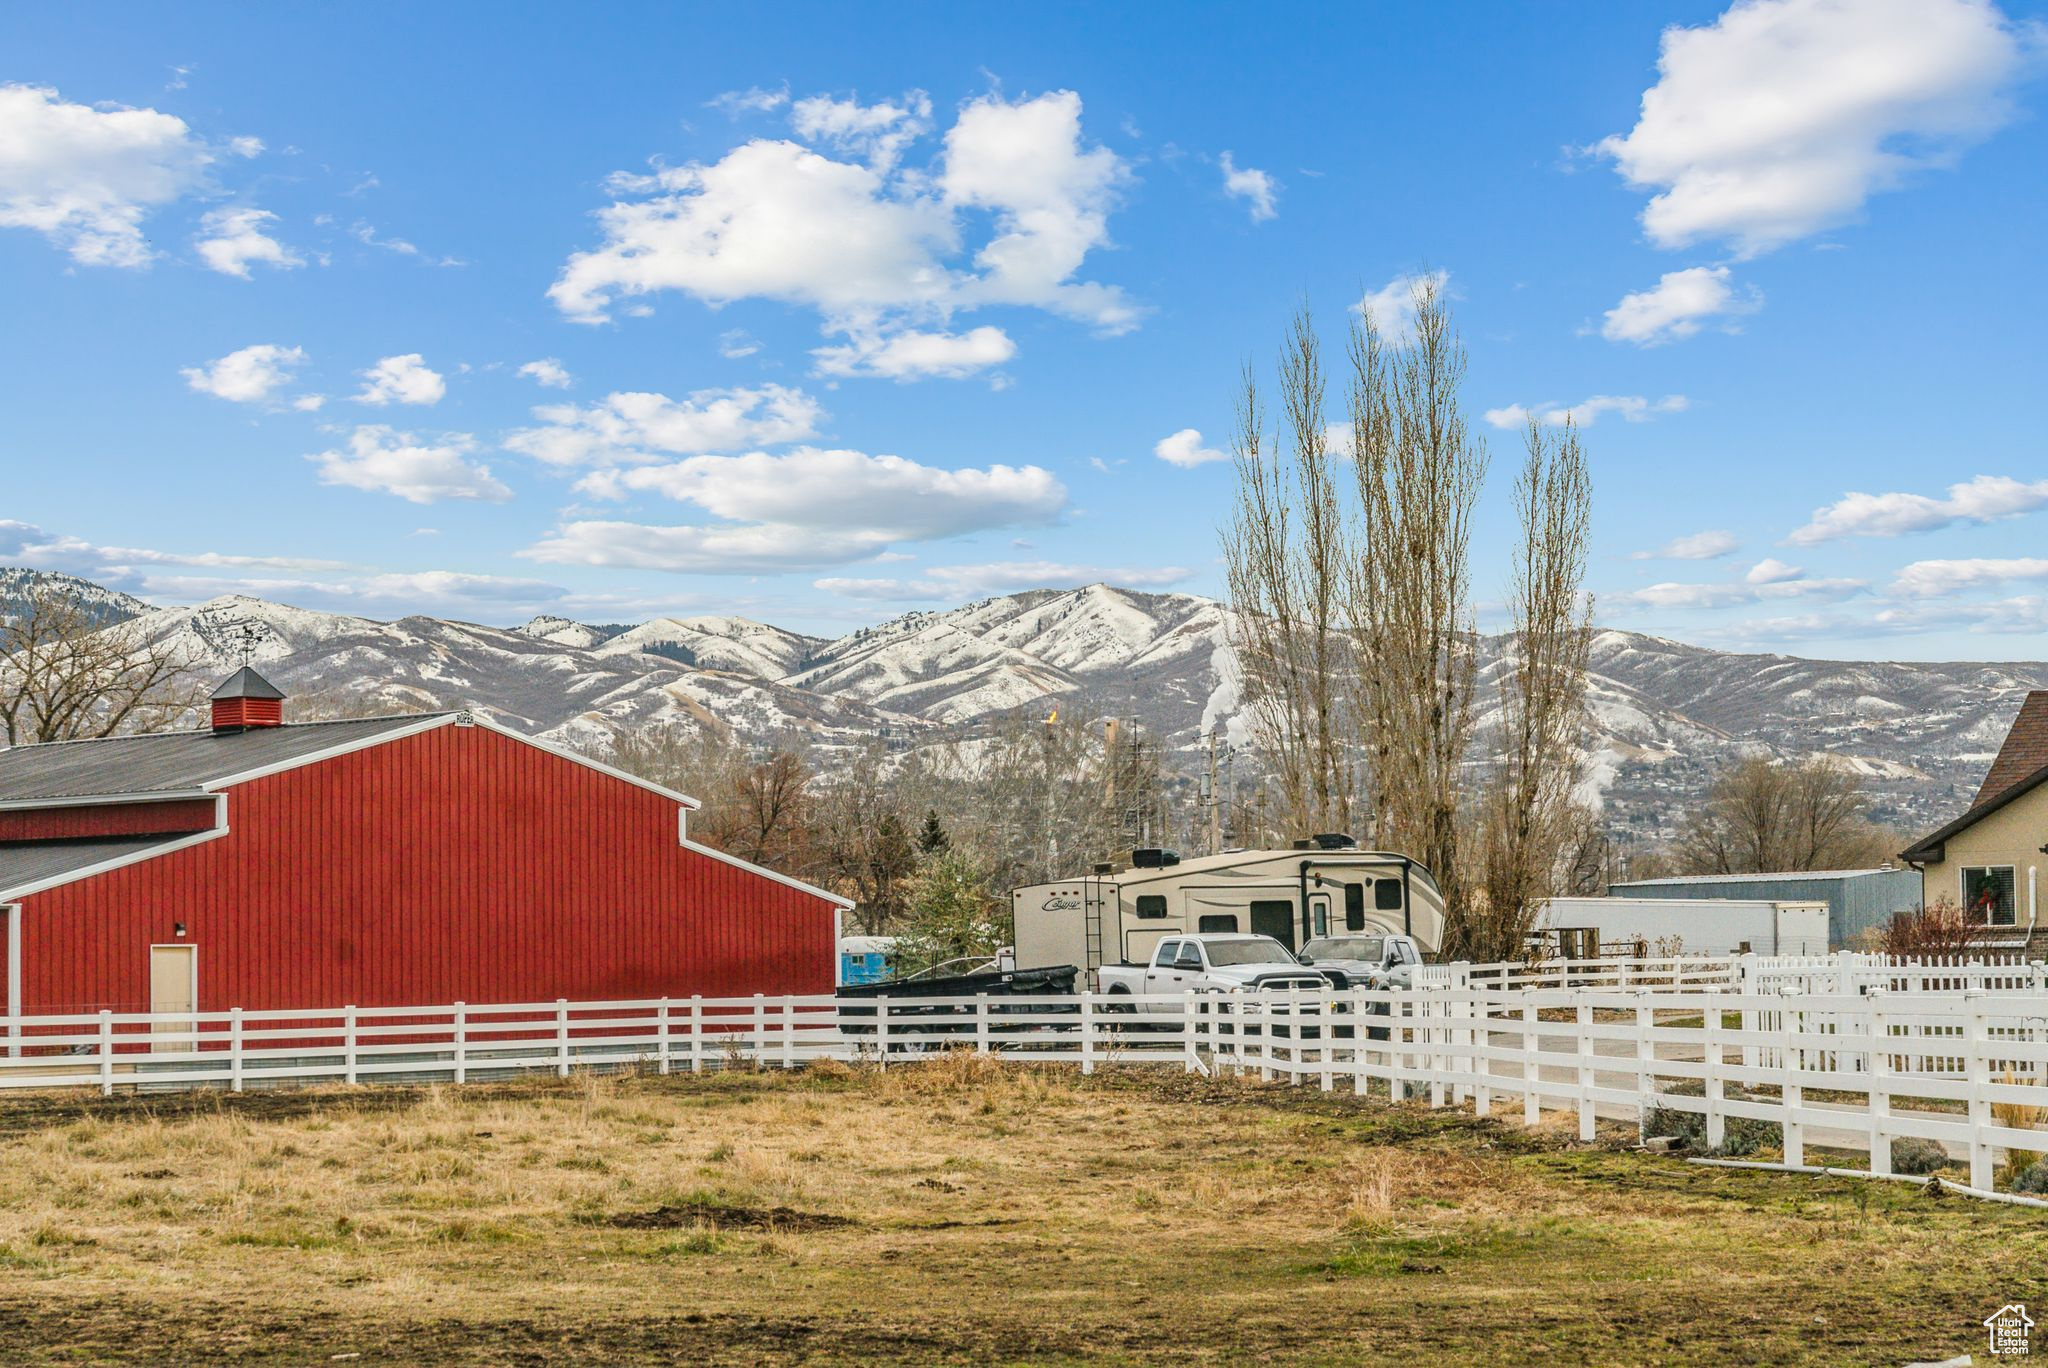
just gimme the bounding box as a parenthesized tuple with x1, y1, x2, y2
(1534, 896, 1830, 959)
(1012, 843, 1446, 982)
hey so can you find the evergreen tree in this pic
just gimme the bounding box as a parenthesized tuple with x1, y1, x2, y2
(917, 808, 951, 856)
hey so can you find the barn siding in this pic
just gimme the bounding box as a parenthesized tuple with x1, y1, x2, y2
(15, 723, 837, 1013)
(0, 799, 218, 842)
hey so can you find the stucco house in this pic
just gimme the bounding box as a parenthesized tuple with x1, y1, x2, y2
(1900, 691, 2048, 947)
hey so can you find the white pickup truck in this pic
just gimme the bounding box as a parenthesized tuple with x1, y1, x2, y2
(1295, 933, 1426, 990)
(1095, 933, 1330, 1009)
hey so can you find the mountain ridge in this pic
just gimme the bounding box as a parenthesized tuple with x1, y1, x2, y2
(6, 567, 2044, 841)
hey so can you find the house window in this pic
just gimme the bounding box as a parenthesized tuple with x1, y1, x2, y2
(1963, 866, 2017, 926)
(1134, 895, 1168, 920)
(1344, 882, 1367, 931)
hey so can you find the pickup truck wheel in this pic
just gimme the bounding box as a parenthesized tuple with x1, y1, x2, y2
(1101, 989, 1135, 1014)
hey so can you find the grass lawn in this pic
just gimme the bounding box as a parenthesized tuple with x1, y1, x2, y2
(0, 1057, 2040, 1365)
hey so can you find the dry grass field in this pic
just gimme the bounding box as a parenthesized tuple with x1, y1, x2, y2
(0, 1058, 2040, 1365)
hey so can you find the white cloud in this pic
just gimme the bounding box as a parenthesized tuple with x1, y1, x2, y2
(811, 325, 1015, 380)
(1612, 563, 1864, 610)
(549, 89, 1138, 360)
(1633, 529, 1739, 561)
(292, 394, 326, 412)
(1354, 270, 1450, 344)
(1218, 151, 1277, 222)
(1484, 394, 1688, 428)
(228, 135, 264, 158)
(1745, 557, 1804, 584)
(1601, 265, 1761, 345)
(527, 447, 1066, 575)
(718, 329, 761, 359)
(194, 207, 303, 278)
(517, 358, 573, 389)
(1154, 428, 1227, 469)
(789, 90, 931, 172)
(181, 344, 307, 404)
(1891, 557, 2048, 598)
(576, 447, 1066, 538)
(309, 426, 510, 504)
(1596, 0, 2028, 256)
(504, 384, 823, 467)
(0, 83, 216, 267)
(0, 519, 351, 577)
(1787, 475, 2048, 546)
(354, 353, 446, 406)
(708, 86, 789, 116)
(817, 560, 1190, 601)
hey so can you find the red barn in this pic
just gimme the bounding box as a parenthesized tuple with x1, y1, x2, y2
(0, 669, 849, 1020)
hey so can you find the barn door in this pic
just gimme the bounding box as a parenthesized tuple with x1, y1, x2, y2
(149, 945, 196, 1054)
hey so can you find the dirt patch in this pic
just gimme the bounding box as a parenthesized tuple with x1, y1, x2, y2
(607, 1201, 858, 1233)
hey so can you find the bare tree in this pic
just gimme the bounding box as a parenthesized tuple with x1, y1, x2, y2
(1466, 418, 1594, 960)
(1221, 305, 1355, 837)
(1674, 755, 1895, 874)
(0, 587, 194, 745)
(814, 743, 918, 934)
(1347, 276, 1487, 932)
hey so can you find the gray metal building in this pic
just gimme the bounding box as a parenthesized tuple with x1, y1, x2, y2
(1605, 867, 1923, 949)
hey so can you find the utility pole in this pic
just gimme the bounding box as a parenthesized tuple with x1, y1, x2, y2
(1196, 724, 1212, 856)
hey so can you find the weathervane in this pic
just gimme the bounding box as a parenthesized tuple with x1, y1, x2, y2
(198, 606, 265, 667)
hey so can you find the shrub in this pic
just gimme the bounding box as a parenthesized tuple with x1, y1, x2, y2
(1641, 1081, 1782, 1158)
(1876, 903, 1975, 959)
(2012, 1162, 2048, 1197)
(1889, 1137, 1947, 1176)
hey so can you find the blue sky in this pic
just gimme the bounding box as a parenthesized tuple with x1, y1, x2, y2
(3, 0, 2045, 657)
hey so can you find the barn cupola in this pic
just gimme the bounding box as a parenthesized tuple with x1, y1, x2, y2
(210, 666, 286, 733)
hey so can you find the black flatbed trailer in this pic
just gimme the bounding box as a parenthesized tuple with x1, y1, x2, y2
(836, 963, 1079, 1035)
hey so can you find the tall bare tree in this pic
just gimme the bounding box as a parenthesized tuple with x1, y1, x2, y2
(1674, 755, 1895, 874)
(1467, 418, 1594, 960)
(1221, 306, 1355, 837)
(0, 587, 193, 745)
(1347, 277, 1487, 930)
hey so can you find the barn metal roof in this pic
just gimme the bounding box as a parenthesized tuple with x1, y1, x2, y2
(0, 835, 193, 899)
(0, 715, 449, 803)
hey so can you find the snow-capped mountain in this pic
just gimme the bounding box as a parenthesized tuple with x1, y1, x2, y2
(119, 595, 917, 755)
(11, 567, 2045, 839)
(0, 568, 152, 625)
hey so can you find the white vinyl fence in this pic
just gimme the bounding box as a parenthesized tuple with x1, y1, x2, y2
(3, 954, 2045, 1194)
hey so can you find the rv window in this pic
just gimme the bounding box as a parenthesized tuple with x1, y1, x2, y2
(1375, 880, 1404, 913)
(1313, 904, 1328, 936)
(1197, 914, 1239, 933)
(1344, 883, 1367, 931)
(1134, 894, 1169, 920)
(1249, 899, 1296, 951)
(1963, 866, 2017, 926)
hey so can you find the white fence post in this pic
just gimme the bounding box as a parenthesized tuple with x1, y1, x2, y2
(1080, 993, 1096, 1076)
(689, 996, 704, 1073)
(1703, 989, 1725, 1151)
(344, 1005, 358, 1085)
(875, 995, 890, 1070)
(1575, 994, 1595, 1142)
(975, 993, 991, 1056)
(555, 998, 570, 1078)
(654, 998, 669, 1076)
(1967, 995, 1994, 1191)
(780, 998, 795, 1071)
(98, 1009, 113, 1096)
(752, 994, 766, 1069)
(454, 1002, 468, 1085)
(1633, 992, 1653, 1138)
(1185, 990, 1202, 1076)
(1521, 997, 1539, 1126)
(1780, 998, 1804, 1169)
(230, 1007, 244, 1094)
(1866, 991, 1890, 1176)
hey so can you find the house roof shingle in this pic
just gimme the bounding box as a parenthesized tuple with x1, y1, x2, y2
(1900, 691, 2048, 863)
(1975, 691, 2048, 808)
(0, 715, 447, 804)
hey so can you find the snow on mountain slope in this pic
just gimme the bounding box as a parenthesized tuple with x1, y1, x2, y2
(1, 566, 153, 624)
(513, 615, 620, 651)
(123, 595, 918, 754)
(597, 615, 822, 679)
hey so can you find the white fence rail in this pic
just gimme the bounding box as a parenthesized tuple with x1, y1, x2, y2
(5, 962, 2047, 1194)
